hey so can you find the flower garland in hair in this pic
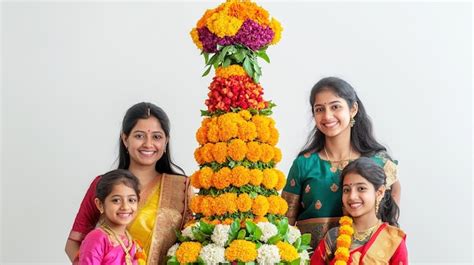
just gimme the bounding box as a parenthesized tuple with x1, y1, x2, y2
(334, 216, 354, 265)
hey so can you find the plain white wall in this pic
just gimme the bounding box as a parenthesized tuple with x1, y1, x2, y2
(1, 1, 472, 263)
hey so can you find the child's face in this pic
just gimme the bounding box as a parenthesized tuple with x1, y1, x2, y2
(98, 183, 138, 229)
(342, 173, 383, 219)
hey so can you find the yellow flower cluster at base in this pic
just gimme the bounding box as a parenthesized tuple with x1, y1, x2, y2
(175, 242, 202, 264)
(276, 241, 299, 262)
(225, 240, 258, 262)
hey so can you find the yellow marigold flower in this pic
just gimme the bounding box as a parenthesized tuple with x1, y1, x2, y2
(274, 168, 286, 190)
(252, 195, 269, 216)
(231, 166, 250, 187)
(210, 219, 221, 225)
(227, 1, 270, 26)
(216, 65, 247, 78)
(201, 143, 215, 163)
(339, 216, 353, 226)
(262, 168, 278, 189)
(276, 241, 299, 262)
(194, 148, 204, 165)
(238, 121, 257, 142)
(238, 109, 252, 121)
(339, 225, 354, 236)
(218, 120, 238, 142)
(212, 167, 232, 189)
(267, 195, 281, 215)
(212, 142, 228, 163)
(199, 167, 214, 189)
(207, 12, 243, 38)
(190, 170, 201, 189)
(190, 195, 203, 214)
(253, 216, 268, 223)
(268, 127, 280, 145)
(334, 247, 350, 261)
(257, 126, 270, 143)
(223, 218, 234, 225)
(228, 139, 248, 161)
(273, 147, 282, 163)
(201, 117, 212, 127)
(252, 115, 270, 127)
(176, 242, 202, 264)
(278, 197, 288, 215)
(197, 8, 219, 28)
(189, 28, 203, 50)
(269, 17, 283, 45)
(335, 261, 348, 265)
(207, 122, 220, 143)
(249, 168, 263, 186)
(214, 195, 229, 215)
(196, 126, 208, 145)
(336, 234, 352, 249)
(221, 193, 238, 214)
(201, 196, 215, 217)
(236, 193, 252, 212)
(260, 143, 275, 163)
(224, 240, 257, 262)
(246, 141, 262, 162)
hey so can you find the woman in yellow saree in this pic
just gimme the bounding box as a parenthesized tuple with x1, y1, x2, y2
(65, 102, 191, 264)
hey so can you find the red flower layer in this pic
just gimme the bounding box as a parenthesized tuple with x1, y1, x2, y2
(206, 75, 266, 112)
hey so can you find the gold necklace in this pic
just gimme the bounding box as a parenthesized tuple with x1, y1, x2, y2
(324, 146, 352, 172)
(101, 224, 133, 265)
(353, 220, 381, 242)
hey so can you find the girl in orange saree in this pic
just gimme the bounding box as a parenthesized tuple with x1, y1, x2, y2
(311, 157, 407, 265)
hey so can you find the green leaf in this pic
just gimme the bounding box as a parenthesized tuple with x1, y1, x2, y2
(301, 233, 312, 246)
(257, 50, 270, 63)
(245, 221, 256, 234)
(203, 52, 210, 64)
(207, 53, 218, 66)
(223, 58, 231, 67)
(233, 51, 245, 62)
(166, 256, 179, 265)
(277, 218, 289, 236)
(289, 258, 301, 265)
(293, 237, 302, 250)
(197, 257, 206, 265)
(267, 234, 282, 244)
(253, 226, 262, 241)
(202, 65, 212, 77)
(237, 229, 247, 239)
(175, 230, 188, 242)
(243, 57, 254, 79)
(199, 220, 215, 235)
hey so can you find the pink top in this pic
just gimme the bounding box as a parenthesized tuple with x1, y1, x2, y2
(79, 228, 138, 265)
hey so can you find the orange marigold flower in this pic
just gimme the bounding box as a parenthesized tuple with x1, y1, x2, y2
(267, 195, 281, 215)
(216, 65, 247, 78)
(214, 195, 229, 215)
(222, 218, 234, 225)
(339, 216, 353, 226)
(190, 28, 203, 50)
(273, 147, 282, 163)
(253, 216, 268, 223)
(276, 241, 299, 262)
(246, 141, 262, 162)
(200, 196, 215, 217)
(194, 148, 205, 165)
(196, 126, 208, 145)
(212, 167, 232, 189)
(190, 170, 201, 189)
(207, 122, 220, 143)
(262, 168, 278, 189)
(339, 225, 354, 236)
(196, 8, 218, 28)
(336, 234, 352, 249)
(257, 126, 270, 143)
(334, 247, 350, 261)
(218, 120, 238, 142)
(224, 240, 257, 262)
(268, 127, 280, 145)
(228, 139, 248, 161)
(238, 110, 252, 121)
(231, 166, 250, 187)
(236, 193, 252, 212)
(221, 193, 238, 214)
(201, 143, 215, 163)
(176, 242, 202, 264)
(190, 195, 203, 214)
(238, 121, 257, 142)
(249, 168, 263, 186)
(212, 142, 228, 163)
(199, 167, 214, 189)
(252, 195, 269, 216)
(260, 143, 275, 163)
(274, 168, 286, 191)
(278, 197, 288, 215)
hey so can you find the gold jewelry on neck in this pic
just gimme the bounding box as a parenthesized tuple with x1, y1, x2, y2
(352, 220, 381, 242)
(101, 223, 133, 265)
(324, 146, 352, 173)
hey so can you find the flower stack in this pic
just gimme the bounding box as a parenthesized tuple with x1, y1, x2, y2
(166, 1, 311, 264)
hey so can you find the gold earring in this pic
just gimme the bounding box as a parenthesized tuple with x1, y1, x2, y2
(375, 199, 380, 215)
(350, 117, 356, 127)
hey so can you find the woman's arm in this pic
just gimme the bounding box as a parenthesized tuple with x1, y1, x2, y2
(390, 181, 401, 206)
(65, 239, 80, 262)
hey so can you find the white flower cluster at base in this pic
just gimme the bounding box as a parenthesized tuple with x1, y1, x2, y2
(256, 222, 278, 242)
(199, 243, 226, 264)
(257, 244, 281, 264)
(211, 224, 230, 247)
(288, 225, 302, 244)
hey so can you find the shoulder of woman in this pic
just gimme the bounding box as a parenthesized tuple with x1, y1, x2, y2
(163, 173, 188, 180)
(83, 228, 107, 242)
(384, 224, 406, 239)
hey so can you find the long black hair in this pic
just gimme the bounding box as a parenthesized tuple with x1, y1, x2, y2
(299, 77, 387, 157)
(340, 157, 399, 227)
(117, 102, 185, 175)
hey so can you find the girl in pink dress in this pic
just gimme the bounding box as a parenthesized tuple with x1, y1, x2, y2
(78, 169, 146, 265)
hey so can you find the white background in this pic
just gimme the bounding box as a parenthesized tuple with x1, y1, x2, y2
(1, 1, 472, 264)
